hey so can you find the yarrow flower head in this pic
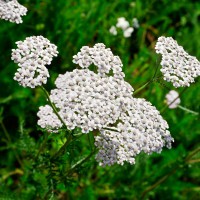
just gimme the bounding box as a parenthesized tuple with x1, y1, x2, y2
(0, 0, 27, 24)
(11, 36, 58, 88)
(72, 43, 125, 79)
(37, 43, 174, 166)
(155, 36, 200, 87)
(165, 90, 180, 109)
(95, 98, 173, 166)
(39, 68, 133, 133)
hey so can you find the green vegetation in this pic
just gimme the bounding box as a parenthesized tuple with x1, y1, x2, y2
(0, 0, 199, 199)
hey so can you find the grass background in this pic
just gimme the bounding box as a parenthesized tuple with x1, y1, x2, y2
(0, 0, 199, 199)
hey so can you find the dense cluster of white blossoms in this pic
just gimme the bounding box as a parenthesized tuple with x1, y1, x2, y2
(39, 68, 133, 133)
(37, 105, 63, 132)
(0, 0, 27, 24)
(155, 36, 200, 87)
(109, 17, 139, 38)
(72, 43, 125, 79)
(165, 90, 180, 109)
(36, 43, 174, 166)
(11, 36, 58, 88)
(95, 98, 173, 166)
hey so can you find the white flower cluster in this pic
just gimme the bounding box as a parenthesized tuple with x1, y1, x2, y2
(37, 43, 173, 166)
(72, 43, 125, 79)
(109, 17, 139, 38)
(155, 36, 200, 87)
(0, 0, 27, 24)
(11, 36, 58, 88)
(165, 90, 180, 109)
(39, 68, 133, 133)
(95, 98, 174, 166)
(37, 105, 63, 132)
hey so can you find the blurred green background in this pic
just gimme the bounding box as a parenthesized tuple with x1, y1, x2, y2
(0, 0, 199, 199)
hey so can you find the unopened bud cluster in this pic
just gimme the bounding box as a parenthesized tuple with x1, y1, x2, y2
(155, 36, 200, 87)
(11, 36, 58, 88)
(0, 0, 27, 24)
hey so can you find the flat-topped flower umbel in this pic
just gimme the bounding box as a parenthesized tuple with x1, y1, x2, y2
(11, 36, 58, 88)
(155, 36, 200, 87)
(95, 98, 173, 166)
(0, 0, 27, 23)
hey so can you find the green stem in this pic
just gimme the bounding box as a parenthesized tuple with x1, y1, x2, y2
(50, 134, 72, 161)
(178, 105, 199, 115)
(133, 80, 152, 95)
(0, 120, 11, 143)
(160, 87, 187, 114)
(152, 60, 160, 79)
(141, 168, 176, 199)
(35, 132, 50, 160)
(141, 147, 200, 199)
(187, 159, 200, 164)
(133, 61, 161, 95)
(185, 147, 200, 162)
(66, 150, 97, 176)
(133, 75, 163, 95)
(87, 133, 93, 150)
(0, 120, 23, 167)
(40, 86, 68, 130)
